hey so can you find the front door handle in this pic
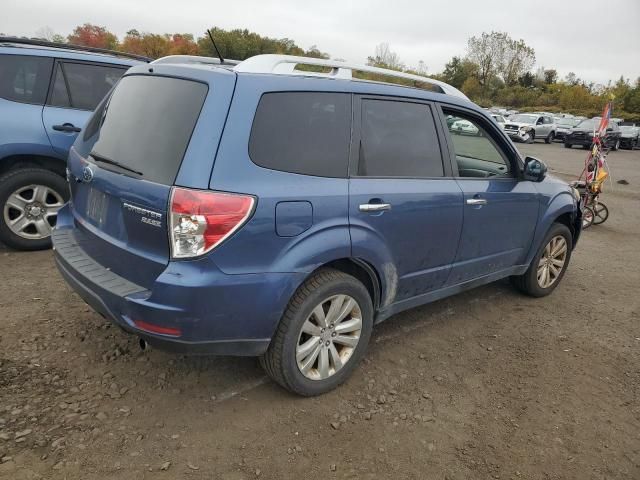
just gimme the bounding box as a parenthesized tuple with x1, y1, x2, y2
(466, 198, 487, 206)
(359, 203, 391, 212)
(53, 123, 82, 133)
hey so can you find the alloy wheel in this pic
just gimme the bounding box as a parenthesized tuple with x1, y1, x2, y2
(537, 235, 568, 289)
(296, 294, 362, 381)
(3, 184, 64, 239)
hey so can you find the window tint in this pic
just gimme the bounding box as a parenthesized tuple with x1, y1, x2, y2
(0, 54, 52, 104)
(89, 75, 208, 185)
(49, 65, 71, 108)
(444, 111, 511, 178)
(52, 62, 126, 111)
(359, 100, 443, 177)
(249, 92, 350, 177)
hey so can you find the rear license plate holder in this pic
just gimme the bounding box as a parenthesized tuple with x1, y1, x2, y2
(86, 188, 108, 226)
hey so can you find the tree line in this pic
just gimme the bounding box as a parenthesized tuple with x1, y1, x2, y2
(29, 25, 640, 121)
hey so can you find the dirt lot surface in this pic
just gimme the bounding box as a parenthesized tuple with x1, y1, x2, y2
(1, 142, 639, 480)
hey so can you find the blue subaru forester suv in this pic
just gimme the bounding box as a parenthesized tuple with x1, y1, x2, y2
(0, 37, 146, 250)
(53, 54, 581, 395)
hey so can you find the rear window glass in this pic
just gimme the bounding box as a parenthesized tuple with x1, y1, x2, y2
(89, 75, 207, 185)
(0, 54, 52, 104)
(249, 92, 351, 178)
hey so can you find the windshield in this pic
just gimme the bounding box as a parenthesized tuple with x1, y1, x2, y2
(509, 114, 537, 124)
(558, 118, 581, 127)
(576, 119, 601, 130)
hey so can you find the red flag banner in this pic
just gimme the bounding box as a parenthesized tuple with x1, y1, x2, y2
(597, 102, 612, 137)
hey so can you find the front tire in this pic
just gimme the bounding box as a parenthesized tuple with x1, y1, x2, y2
(564, 142, 572, 149)
(261, 268, 373, 396)
(510, 223, 573, 297)
(612, 138, 620, 151)
(0, 167, 68, 250)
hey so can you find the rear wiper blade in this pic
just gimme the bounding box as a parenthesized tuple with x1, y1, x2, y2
(89, 151, 143, 176)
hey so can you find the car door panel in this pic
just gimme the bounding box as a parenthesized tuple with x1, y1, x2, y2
(448, 178, 539, 284)
(437, 105, 540, 286)
(348, 96, 463, 306)
(42, 60, 126, 156)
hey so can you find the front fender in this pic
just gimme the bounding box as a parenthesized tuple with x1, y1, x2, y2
(525, 190, 577, 264)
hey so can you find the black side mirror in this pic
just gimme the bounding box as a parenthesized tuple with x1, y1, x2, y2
(523, 156, 547, 182)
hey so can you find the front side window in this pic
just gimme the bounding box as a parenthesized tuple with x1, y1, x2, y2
(444, 111, 512, 178)
(49, 62, 126, 111)
(359, 99, 443, 177)
(249, 92, 351, 178)
(0, 54, 52, 104)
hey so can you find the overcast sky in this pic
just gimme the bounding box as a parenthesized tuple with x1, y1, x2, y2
(3, 0, 639, 85)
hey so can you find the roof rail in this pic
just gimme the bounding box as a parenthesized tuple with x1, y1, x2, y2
(151, 55, 240, 67)
(234, 54, 468, 100)
(0, 37, 151, 63)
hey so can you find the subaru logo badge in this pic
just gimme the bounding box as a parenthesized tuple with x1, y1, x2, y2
(82, 166, 94, 183)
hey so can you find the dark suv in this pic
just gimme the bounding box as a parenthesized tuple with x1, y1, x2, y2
(564, 117, 622, 150)
(0, 37, 146, 250)
(53, 54, 581, 395)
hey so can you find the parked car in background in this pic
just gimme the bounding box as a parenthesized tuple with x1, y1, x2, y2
(451, 118, 480, 135)
(504, 113, 556, 143)
(53, 54, 581, 396)
(554, 118, 582, 142)
(491, 113, 506, 130)
(0, 37, 147, 250)
(619, 124, 639, 149)
(564, 118, 622, 150)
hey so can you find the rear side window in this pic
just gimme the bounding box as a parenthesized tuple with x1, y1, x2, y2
(359, 99, 443, 177)
(0, 54, 52, 104)
(249, 92, 351, 177)
(90, 75, 208, 185)
(49, 62, 126, 111)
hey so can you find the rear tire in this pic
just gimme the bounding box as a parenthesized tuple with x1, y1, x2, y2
(0, 168, 69, 250)
(545, 132, 554, 144)
(260, 268, 373, 396)
(510, 223, 572, 298)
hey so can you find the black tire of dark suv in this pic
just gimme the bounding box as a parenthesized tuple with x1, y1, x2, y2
(0, 167, 69, 250)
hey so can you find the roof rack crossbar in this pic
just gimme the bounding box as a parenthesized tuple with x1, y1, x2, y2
(233, 54, 468, 99)
(0, 37, 151, 63)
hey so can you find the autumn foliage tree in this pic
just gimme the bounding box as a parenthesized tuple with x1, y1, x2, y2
(67, 24, 118, 50)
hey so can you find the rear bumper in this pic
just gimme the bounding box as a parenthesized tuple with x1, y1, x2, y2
(52, 225, 304, 356)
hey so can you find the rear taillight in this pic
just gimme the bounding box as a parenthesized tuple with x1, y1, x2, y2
(169, 187, 255, 259)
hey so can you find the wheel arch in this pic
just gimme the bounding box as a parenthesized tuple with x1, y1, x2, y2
(0, 154, 66, 178)
(307, 258, 382, 312)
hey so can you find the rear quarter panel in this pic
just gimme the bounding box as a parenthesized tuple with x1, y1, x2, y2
(204, 75, 351, 275)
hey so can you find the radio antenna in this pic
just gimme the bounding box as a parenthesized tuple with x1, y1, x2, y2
(207, 29, 224, 64)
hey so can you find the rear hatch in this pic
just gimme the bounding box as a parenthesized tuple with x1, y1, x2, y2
(66, 67, 235, 288)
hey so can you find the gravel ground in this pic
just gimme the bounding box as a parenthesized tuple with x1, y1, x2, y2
(0, 141, 638, 480)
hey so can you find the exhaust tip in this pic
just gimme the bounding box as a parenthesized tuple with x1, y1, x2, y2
(139, 338, 148, 351)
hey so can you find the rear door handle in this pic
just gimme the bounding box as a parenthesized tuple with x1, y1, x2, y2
(359, 203, 391, 212)
(466, 198, 487, 206)
(53, 123, 82, 133)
